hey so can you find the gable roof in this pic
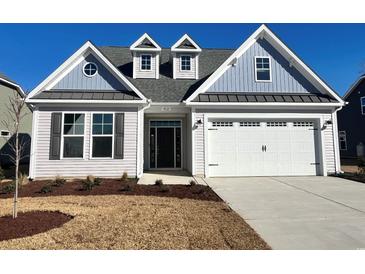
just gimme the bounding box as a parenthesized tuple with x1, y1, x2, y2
(130, 33, 161, 51)
(0, 72, 26, 98)
(26, 41, 147, 103)
(185, 24, 344, 105)
(343, 74, 365, 100)
(171, 34, 202, 52)
(100, 46, 233, 102)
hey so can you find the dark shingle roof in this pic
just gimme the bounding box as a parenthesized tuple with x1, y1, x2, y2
(192, 93, 338, 103)
(33, 90, 141, 100)
(99, 46, 234, 102)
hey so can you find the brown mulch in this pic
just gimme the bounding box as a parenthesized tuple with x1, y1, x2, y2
(0, 211, 73, 242)
(0, 179, 221, 202)
(334, 173, 365, 184)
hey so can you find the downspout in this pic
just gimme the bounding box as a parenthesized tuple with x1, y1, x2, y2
(332, 103, 346, 174)
(137, 99, 152, 178)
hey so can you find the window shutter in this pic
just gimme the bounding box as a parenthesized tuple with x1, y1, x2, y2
(114, 113, 125, 159)
(49, 112, 62, 160)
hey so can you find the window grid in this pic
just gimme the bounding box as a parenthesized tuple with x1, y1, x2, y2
(62, 113, 85, 159)
(255, 57, 271, 81)
(361, 97, 365, 115)
(180, 55, 191, 71)
(92, 113, 114, 158)
(293, 121, 314, 127)
(266, 122, 287, 127)
(212, 122, 233, 127)
(83, 62, 98, 77)
(141, 54, 152, 71)
(0, 130, 10, 137)
(339, 131, 347, 151)
(240, 122, 261, 127)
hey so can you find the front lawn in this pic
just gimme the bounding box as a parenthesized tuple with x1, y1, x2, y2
(0, 180, 270, 250)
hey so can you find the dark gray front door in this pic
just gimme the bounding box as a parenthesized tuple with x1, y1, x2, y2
(156, 128, 175, 168)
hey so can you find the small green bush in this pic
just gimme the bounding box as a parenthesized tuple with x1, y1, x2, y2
(159, 185, 170, 193)
(155, 179, 163, 186)
(86, 175, 95, 183)
(0, 167, 5, 181)
(82, 180, 95, 191)
(94, 177, 102, 186)
(121, 172, 128, 182)
(53, 175, 66, 187)
(189, 180, 197, 186)
(2, 181, 15, 194)
(40, 185, 52, 194)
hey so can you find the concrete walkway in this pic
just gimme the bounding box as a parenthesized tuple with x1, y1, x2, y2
(205, 176, 365, 250)
(139, 170, 199, 185)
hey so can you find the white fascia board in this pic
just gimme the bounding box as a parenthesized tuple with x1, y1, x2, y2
(343, 75, 365, 99)
(185, 24, 344, 105)
(0, 77, 27, 98)
(185, 102, 342, 108)
(130, 33, 161, 51)
(27, 41, 147, 102)
(26, 99, 147, 104)
(171, 34, 202, 52)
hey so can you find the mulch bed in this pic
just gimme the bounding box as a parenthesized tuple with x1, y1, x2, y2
(0, 211, 73, 242)
(334, 173, 365, 184)
(0, 179, 222, 202)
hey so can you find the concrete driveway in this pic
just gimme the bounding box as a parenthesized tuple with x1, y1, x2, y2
(205, 176, 365, 249)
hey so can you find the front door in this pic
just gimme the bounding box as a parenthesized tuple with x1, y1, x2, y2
(149, 120, 182, 169)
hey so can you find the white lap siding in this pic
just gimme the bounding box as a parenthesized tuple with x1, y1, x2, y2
(32, 109, 138, 179)
(193, 110, 337, 177)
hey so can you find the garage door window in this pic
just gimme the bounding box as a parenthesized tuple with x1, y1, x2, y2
(212, 122, 233, 127)
(240, 122, 261, 127)
(266, 122, 287, 127)
(293, 121, 314, 127)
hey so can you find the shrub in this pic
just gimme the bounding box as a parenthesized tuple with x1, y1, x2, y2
(192, 185, 205, 195)
(155, 179, 163, 186)
(40, 184, 52, 194)
(53, 175, 66, 187)
(94, 177, 102, 186)
(86, 175, 95, 183)
(121, 172, 128, 182)
(358, 157, 365, 175)
(19, 173, 29, 186)
(0, 167, 5, 181)
(2, 181, 15, 194)
(189, 180, 197, 186)
(81, 180, 95, 191)
(120, 182, 132, 192)
(159, 185, 170, 193)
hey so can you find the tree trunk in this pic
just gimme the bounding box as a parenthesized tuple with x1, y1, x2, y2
(12, 130, 19, 219)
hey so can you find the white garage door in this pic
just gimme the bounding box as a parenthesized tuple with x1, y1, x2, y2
(208, 120, 320, 177)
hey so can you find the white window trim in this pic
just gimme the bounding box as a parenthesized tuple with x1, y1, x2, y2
(361, 97, 365, 115)
(180, 54, 192, 72)
(60, 112, 86, 160)
(254, 56, 272, 82)
(0, 130, 11, 138)
(140, 54, 152, 71)
(90, 112, 115, 160)
(339, 130, 347, 151)
(82, 62, 98, 77)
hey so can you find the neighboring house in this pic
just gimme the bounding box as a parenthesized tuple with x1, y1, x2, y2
(0, 73, 32, 167)
(338, 74, 365, 159)
(26, 25, 344, 180)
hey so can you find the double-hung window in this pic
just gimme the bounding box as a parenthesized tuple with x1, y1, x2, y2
(339, 131, 347, 151)
(361, 97, 365, 115)
(63, 113, 85, 158)
(140, 54, 151, 71)
(92, 113, 114, 158)
(180, 55, 191, 71)
(255, 56, 271, 82)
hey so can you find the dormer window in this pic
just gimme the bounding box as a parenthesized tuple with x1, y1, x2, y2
(180, 55, 191, 71)
(141, 54, 152, 71)
(171, 34, 201, 79)
(255, 56, 271, 82)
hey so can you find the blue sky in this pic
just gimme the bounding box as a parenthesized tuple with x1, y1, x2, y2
(0, 23, 364, 95)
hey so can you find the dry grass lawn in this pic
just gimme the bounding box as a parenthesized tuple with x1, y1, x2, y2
(0, 195, 269, 249)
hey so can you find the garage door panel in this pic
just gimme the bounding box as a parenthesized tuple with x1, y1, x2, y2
(208, 120, 320, 177)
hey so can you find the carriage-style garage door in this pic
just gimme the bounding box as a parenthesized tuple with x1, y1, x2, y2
(207, 120, 320, 177)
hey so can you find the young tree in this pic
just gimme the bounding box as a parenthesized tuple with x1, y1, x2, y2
(1, 93, 29, 218)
